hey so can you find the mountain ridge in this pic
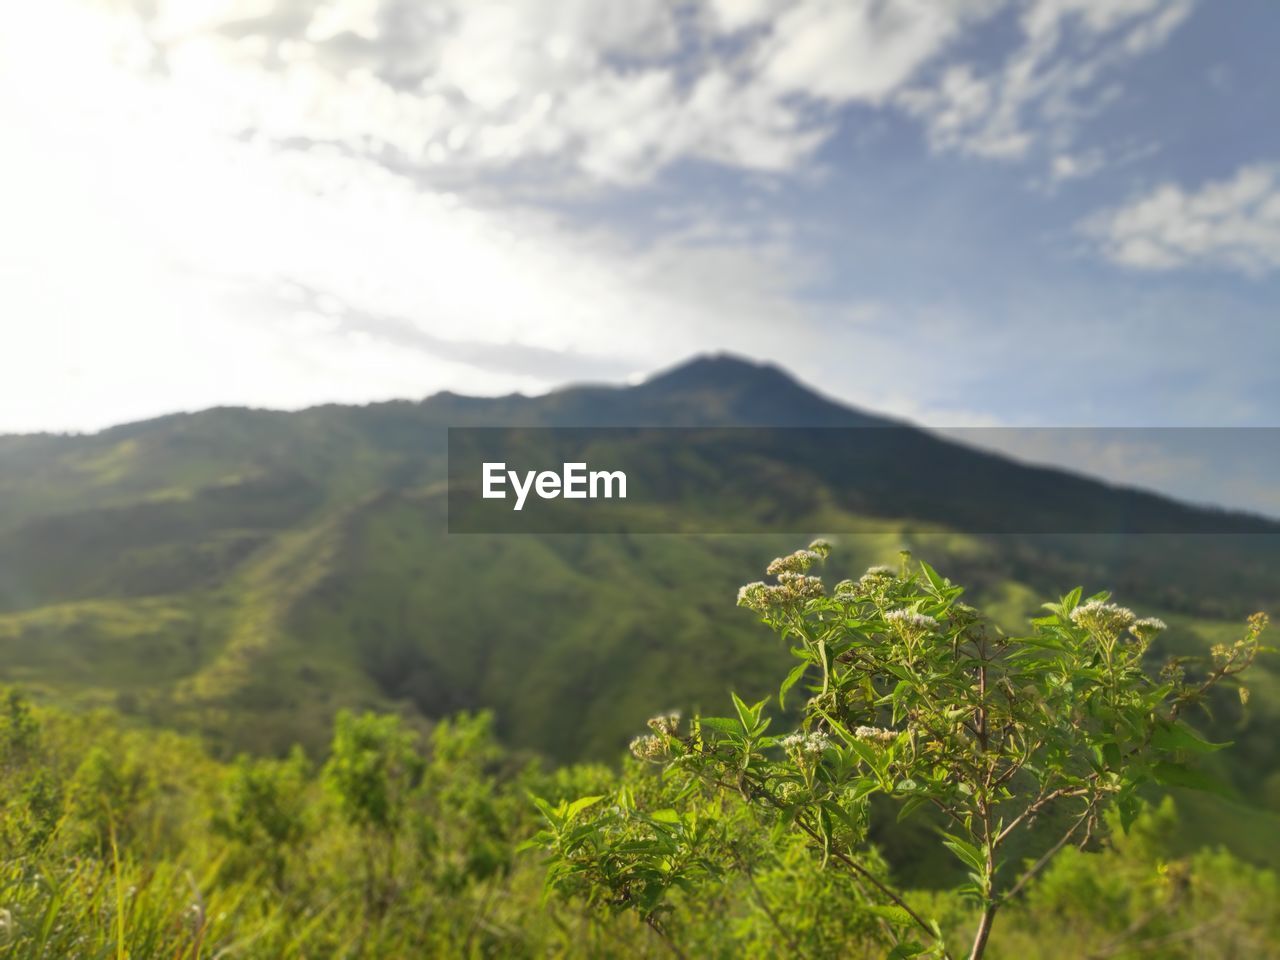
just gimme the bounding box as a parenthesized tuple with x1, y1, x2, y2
(0, 353, 881, 441)
(6, 354, 1272, 529)
(0, 354, 1276, 801)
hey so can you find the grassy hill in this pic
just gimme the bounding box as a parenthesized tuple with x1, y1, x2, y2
(1, 355, 1277, 842)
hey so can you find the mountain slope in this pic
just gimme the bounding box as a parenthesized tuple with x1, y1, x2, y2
(0, 355, 1276, 811)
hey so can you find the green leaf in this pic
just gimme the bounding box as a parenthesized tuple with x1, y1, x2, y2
(1013, 634, 1070, 651)
(849, 777, 880, 801)
(1115, 789, 1142, 833)
(941, 834, 987, 873)
(1102, 742, 1122, 769)
(868, 903, 916, 927)
(564, 795, 605, 822)
(841, 732, 886, 778)
(897, 794, 929, 822)
(882, 663, 916, 684)
(814, 709, 887, 778)
(529, 793, 561, 825)
(822, 799, 862, 837)
(886, 941, 927, 959)
(1151, 761, 1234, 797)
(1152, 721, 1231, 754)
(919, 560, 948, 597)
(697, 716, 741, 735)
(515, 834, 550, 853)
(779, 662, 809, 709)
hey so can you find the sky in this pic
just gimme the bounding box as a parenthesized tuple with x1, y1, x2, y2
(2, 1, 1279, 509)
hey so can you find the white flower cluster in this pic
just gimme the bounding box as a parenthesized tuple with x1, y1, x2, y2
(738, 544, 837, 610)
(777, 572, 824, 597)
(737, 573, 825, 611)
(830, 578, 858, 601)
(856, 565, 898, 592)
(885, 608, 939, 636)
(854, 725, 899, 745)
(767, 549, 822, 576)
(1070, 600, 1137, 637)
(629, 734, 668, 762)
(646, 711, 681, 736)
(1129, 617, 1167, 641)
(781, 731, 830, 759)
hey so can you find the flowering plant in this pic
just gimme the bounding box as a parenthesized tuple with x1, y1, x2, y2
(532, 543, 1267, 959)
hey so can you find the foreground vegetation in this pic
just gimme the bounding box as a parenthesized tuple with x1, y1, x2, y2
(0, 549, 1274, 957)
(1, 697, 1277, 958)
(534, 545, 1270, 958)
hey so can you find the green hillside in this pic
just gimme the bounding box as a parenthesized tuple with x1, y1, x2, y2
(1, 356, 1277, 830)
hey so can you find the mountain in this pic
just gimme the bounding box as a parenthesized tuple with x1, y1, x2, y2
(1, 354, 1277, 827)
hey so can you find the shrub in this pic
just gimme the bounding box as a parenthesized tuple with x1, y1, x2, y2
(533, 543, 1267, 959)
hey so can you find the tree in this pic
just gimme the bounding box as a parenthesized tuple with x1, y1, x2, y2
(324, 709, 424, 910)
(533, 543, 1267, 959)
(213, 746, 312, 889)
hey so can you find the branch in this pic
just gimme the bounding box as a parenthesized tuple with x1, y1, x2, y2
(732, 847, 812, 960)
(929, 796, 969, 831)
(995, 783, 1089, 846)
(710, 771, 947, 955)
(1000, 798, 1098, 905)
(791, 811, 945, 954)
(643, 915, 690, 960)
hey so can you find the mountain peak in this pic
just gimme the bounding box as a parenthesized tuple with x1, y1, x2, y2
(626, 353, 888, 427)
(640, 353, 799, 392)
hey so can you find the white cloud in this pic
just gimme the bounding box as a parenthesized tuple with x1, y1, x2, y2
(1082, 164, 1280, 275)
(1049, 148, 1105, 183)
(0, 1, 844, 432)
(81, 0, 819, 185)
(16, 0, 1190, 191)
(900, 0, 1195, 167)
(753, 0, 992, 103)
(0, 0, 1233, 437)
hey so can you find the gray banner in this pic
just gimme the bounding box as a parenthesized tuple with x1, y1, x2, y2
(447, 427, 1280, 535)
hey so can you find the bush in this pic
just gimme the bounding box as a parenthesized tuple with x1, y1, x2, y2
(533, 544, 1267, 959)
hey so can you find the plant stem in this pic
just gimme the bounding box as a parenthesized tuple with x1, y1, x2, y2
(793, 815, 943, 952)
(644, 915, 689, 960)
(718, 773, 948, 956)
(1002, 800, 1097, 904)
(968, 903, 997, 960)
(733, 848, 811, 960)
